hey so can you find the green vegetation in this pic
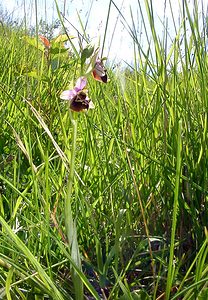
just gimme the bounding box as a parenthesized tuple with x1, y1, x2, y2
(0, 0, 207, 299)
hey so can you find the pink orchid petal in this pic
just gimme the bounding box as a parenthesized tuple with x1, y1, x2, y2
(75, 76, 87, 91)
(94, 62, 106, 76)
(60, 89, 76, 100)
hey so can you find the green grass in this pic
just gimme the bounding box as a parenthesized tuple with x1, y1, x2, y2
(0, 0, 208, 299)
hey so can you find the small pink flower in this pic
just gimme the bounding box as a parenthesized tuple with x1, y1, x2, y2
(60, 77, 94, 112)
(92, 58, 107, 83)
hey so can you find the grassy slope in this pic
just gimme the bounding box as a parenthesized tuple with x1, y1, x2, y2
(0, 1, 208, 299)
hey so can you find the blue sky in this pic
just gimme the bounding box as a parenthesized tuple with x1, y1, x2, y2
(1, 0, 207, 66)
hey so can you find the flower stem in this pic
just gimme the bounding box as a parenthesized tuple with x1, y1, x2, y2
(65, 111, 83, 300)
(65, 112, 77, 246)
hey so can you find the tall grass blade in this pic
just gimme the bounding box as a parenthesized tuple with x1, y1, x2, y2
(0, 216, 64, 300)
(165, 120, 182, 299)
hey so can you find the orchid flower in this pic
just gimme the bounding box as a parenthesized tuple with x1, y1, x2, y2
(92, 58, 107, 83)
(60, 77, 94, 112)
